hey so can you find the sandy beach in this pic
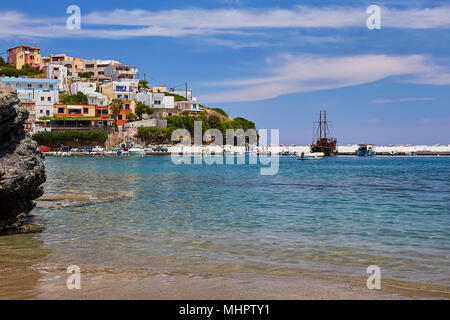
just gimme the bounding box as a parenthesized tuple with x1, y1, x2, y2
(1, 262, 448, 300)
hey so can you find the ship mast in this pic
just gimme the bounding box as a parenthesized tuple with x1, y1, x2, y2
(324, 110, 327, 139)
(319, 111, 322, 140)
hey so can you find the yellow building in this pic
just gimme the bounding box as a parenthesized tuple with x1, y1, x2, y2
(7, 45, 42, 70)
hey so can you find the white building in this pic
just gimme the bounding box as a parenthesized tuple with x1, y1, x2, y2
(71, 81, 97, 95)
(136, 92, 175, 109)
(87, 92, 108, 106)
(47, 64, 69, 92)
(104, 64, 138, 82)
(101, 80, 139, 101)
(0, 77, 59, 103)
(34, 90, 59, 117)
(175, 100, 203, 112)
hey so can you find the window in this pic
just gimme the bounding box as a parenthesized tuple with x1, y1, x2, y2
(125, 104, 130, 109)
(47, 97, 51, 102)
(40, 110, 43, 113)
(49, 85, 53, 89)
(58, 108, 64, 113)
(102, 110, 108, 115)
(119, 115, 122, 120)
(41, 97, 44, 101)
(97, 110, 101, 115)
(83, 108, 89, 114)
(38, 84, 43, 88)
(46, 110, 50, 116)
(154, 100, 161, 105)
(27, 83, 32, 88)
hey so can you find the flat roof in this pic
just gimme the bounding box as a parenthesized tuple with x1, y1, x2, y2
(7, 45, 40, 51)
(0, 77, 58, 83)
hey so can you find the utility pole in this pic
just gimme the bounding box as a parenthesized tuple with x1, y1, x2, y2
(185, 82, 188, 100)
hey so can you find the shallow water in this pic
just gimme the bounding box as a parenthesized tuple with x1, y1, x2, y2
(2, 156, 450, 296)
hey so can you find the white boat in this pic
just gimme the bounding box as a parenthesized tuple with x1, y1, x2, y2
(297, 152, 324, 160)
(128, 145, 145, 156)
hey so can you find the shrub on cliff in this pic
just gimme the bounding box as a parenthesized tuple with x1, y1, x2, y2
(136, 127, 172, 144)
(31, 130, 107, 147)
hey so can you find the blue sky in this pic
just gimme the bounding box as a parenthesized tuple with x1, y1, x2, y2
(1, 0, 449, 145)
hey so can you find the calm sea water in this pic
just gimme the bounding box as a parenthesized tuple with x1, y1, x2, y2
(8, 156, 450, 286)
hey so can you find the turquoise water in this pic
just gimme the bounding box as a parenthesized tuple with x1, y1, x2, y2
(32, 156, 450, 285)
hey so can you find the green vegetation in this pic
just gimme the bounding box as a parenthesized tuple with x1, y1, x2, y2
(109, 99, 123, 128)
(137, 110, 256, 145)
(135, 102, 154, 119)
(138, 80, 149, 90)
(32, 130, 107, 147)
(127, 113, 138, 122)
(60, 91, 89, 105)
(78, 72, 92, 78)
(0, 63, 44, 77)
(208, 107, 229, 118)
(164, 92, 188, 102)
(136, 127, 172, 144)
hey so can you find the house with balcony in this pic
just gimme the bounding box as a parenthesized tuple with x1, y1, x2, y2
(100, 80, 139, 102)
(82, 59, 120, 83)
(41, 54, 85, 77)
(104, 64, 138, 82)
(136, 92, 176, 118)
(175, 100, 204, 114)
(7, 45, 41, 70)
(51, 104, 113, 130)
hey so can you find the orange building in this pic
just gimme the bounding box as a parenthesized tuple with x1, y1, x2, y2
(7, 45, 41, 70)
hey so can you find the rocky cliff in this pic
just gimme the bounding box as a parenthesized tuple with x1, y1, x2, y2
(0, 88, 46, 235)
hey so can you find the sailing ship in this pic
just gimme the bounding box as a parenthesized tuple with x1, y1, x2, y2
(310, 110, 337, 156)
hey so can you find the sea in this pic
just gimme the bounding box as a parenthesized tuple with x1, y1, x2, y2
(1, 155, 449, 297)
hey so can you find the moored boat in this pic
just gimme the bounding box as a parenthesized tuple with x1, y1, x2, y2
(356, 144, 375, 156)
(310, 110, 337, 156)
(297, 152, 324, 160)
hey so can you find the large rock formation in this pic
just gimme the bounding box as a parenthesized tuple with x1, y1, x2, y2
(0, 88, 46, 235)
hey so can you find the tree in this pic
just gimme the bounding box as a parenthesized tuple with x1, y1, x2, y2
(109, 99, 123, 128)
(78, 72, 92, 78)
(138, 80, 149, 90)
(0, 57, 7, 67)
(135, 102, 154, 119)
(61, 91, 88, 105)
(127, 113, 138, 122)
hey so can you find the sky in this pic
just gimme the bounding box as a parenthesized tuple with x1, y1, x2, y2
(1, 0, 449, 145)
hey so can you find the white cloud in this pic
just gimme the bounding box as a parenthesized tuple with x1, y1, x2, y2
(1, 6, 450, 39)
(370, 97, 435, 103)
(199, 54, 450, 102)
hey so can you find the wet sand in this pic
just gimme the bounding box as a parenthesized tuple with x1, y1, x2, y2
(1, 262, 448, 300)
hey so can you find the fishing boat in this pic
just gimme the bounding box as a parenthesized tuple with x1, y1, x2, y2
(356, 144, 375, 156)
(297, 152, 324, 160)
(310, 110, 337, 156)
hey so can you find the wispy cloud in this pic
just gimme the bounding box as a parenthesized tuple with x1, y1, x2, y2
(200, 54, 450, 102)
(1, 6, 450, 40)
(370, 97, 435, 103)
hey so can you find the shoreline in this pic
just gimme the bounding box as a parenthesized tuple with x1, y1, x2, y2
(2, 262, 448, 300)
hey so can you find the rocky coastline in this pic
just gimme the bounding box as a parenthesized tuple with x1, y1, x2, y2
(0, 88, 46, 235)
